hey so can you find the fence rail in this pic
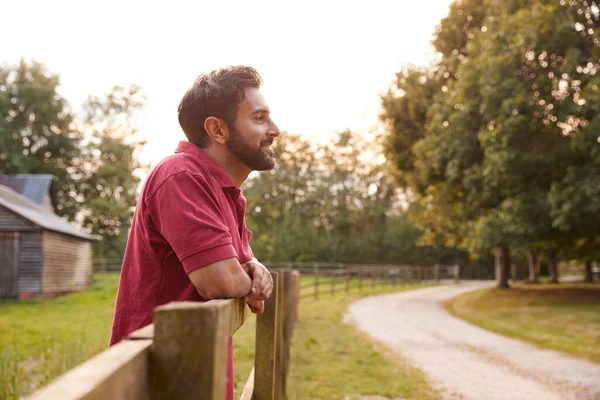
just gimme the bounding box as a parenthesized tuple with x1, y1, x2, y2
(26, 270, 300, 400)
(291, 264, 459, 300)
(94, 259, 460, 279)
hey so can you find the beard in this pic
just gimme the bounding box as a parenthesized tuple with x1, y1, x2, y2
(226, 125, 276, 171)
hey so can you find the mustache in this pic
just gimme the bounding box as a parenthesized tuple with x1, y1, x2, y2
(260, 138, 274, 146)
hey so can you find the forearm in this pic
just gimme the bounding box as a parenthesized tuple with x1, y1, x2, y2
(188, 258, 253, 300)
(217, 267, 253, 299)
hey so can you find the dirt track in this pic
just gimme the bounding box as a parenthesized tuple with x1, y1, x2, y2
(346, 282, 600, 400)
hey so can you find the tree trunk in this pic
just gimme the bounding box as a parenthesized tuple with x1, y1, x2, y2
(494, 246, 510, 289)
(526, 247, 539, 283)
(584, 260, 593, 283)
(547, 248, 559, 283)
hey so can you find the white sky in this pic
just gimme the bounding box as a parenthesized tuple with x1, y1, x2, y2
(1, 0, 453, 167)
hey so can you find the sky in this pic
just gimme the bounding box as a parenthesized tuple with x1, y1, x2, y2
(2, 0, 454, 167)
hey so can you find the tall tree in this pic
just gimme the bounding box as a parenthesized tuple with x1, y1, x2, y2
(0, 59, 148, 259)
(79, 85, 148, 259)
(0, 59, 81, 218)
(381, 0, 600, 287)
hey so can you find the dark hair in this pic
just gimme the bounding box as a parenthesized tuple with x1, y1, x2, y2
(177, 66, 263, 148)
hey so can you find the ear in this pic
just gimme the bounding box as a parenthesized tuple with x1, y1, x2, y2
(204, 117, 229, 145)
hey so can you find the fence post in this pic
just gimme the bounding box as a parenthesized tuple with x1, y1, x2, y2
(346, 270, 350, 293)
(358, 269, 363, 292)
(371, 268, 375, 289)
(151, 301, 231, 400)
(275, 272, 285, 399)
(254, 271, 280, 400)
(454, 264, 460, 281)
(434, 264, 440, 282)
(330, 271, 335, 297)
(281, 270, 294, 396)
(314, 265, 319, 300)
(293, 271, 300, 323)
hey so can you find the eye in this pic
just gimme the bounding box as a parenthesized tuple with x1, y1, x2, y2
(254, 114, 265, 123)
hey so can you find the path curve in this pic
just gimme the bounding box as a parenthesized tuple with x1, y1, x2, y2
(346, 282, 600, 400)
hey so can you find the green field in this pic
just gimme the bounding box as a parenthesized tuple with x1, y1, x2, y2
(446, 283, 600, 363)
(0, 273, 438, 399)
(0, 275, 119, 399)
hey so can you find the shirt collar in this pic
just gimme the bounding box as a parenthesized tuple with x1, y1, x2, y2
(175, 141, 237, 190)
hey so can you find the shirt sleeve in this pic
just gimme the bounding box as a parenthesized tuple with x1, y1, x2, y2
(146, 171, 237, 273)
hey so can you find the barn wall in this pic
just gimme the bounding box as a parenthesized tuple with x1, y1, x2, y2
(0, 205, 36, 230)
(19, 231, 42, 293)
(0, 232, 19, 300)
(41, 231, 93, 294)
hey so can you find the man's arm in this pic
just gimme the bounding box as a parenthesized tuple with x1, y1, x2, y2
(188, 257, 252, 300)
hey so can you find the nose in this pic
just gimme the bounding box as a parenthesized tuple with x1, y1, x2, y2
(268, 120, 280, 138)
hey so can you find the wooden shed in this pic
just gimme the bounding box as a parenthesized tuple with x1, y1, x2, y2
(0, 183, 95, 300)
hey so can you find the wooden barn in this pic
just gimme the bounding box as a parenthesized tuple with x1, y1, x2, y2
(0, 176, 95, 300)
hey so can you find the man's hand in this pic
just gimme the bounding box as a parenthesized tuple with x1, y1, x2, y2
(246, 298, 265, 314)
(241, 258, 273, 313)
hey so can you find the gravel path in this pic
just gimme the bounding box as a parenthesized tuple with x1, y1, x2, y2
(346, 282, 600, 400)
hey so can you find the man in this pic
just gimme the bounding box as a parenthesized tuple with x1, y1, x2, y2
(109, 66, 278, 400)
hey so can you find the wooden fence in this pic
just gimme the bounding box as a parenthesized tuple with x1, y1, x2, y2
(289, 264, 459, 300)
(26, 270, 300, 400)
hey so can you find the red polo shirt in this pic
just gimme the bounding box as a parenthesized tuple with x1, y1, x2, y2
(110, 141, 254, 400)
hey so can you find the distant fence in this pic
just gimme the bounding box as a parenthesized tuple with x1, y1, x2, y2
(26, 270, 300, 400)
(264, 263, 459, 300)
(94, 259, 460, 278)
(93, 259, 124, 273)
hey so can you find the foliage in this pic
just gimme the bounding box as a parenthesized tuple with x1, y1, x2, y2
(0, 60, 81, 219)
(381, 0, 600, 284)
(244, 131, 467, 265)
(79, 86, 148, 259)
(0, 59, 147, 259)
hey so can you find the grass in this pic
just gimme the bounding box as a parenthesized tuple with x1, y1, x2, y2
(233, 279, 440, 399)
(284, 283, 440, 400)
(0, 274, 120, 399)
(446, 282, 600, 364)
(1, 273, 438, 399)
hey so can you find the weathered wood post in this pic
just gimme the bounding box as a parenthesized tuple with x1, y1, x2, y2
(151, 301, 232, 400)
(293, 271, 300, 323)
(281, 270, 292, 396)
(254, 271, 280, 400)
(275, 272, 285, 399)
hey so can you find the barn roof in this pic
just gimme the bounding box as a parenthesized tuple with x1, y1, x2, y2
(0, 184, 94, 240)
(0, 174, 56, 208)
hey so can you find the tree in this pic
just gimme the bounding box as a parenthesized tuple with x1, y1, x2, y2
(79, 86, 148, 259)
(0, 59, 148, 259)
(244, 131, 465, 265)
(382, 0, 600, 287)
(0, 59, 82, 219)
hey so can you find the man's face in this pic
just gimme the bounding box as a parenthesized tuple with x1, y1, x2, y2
(226, 87, 280, 171)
